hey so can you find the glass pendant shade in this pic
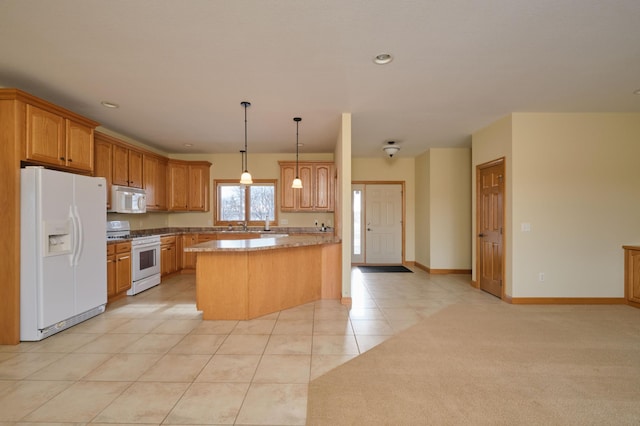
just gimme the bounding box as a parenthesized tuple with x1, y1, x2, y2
(292, 117, 302, 189)
(240, 171, 253, 185)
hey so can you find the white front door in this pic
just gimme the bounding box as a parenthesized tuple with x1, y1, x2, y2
(364, 184, 402, 264)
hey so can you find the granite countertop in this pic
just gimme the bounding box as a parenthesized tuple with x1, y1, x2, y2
(107, 227, 333, 244)
(184, 234, 341, 252)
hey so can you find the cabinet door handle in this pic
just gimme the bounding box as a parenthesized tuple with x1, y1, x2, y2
(478, 233, 485, 237)
(59, 157, 65, 161)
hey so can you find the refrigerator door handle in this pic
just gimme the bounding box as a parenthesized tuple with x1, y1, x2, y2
(73, 206, 84, 266)
(69, 206, 80, 266)
(69, 207, 76, 266)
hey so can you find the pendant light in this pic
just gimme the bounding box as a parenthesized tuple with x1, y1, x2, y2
(240, 101, 253, 185)
(292, 117, 303, 189)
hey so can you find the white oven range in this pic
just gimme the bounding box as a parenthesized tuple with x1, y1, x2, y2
(107, 221, 161, 295)
(129, 234, 161, 295)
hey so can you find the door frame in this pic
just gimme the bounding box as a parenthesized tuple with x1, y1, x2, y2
(352, 181, 406, 265)
(475, 158, 506, 300)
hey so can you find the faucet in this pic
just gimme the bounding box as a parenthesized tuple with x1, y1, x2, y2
(238, 221, 248, 231)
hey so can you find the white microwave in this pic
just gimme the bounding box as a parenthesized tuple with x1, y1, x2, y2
(110, 185, 147, 214)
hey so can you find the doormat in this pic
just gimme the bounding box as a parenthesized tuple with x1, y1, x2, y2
(358, 265, 413, 273)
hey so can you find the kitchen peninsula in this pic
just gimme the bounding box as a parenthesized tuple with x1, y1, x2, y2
(185, 235, 341, 320)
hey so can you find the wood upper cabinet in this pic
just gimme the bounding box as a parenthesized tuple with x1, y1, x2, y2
(188, 163, 210, 211)
(113, 144, 143, 188)
(143, 154, 168, 211)
(279, 161, 335, 212)
(25, 104, 96, 173)
(314, 163, 334, 211)
(94, 136, 113, 209)
(95, 131, 165, 210)
(280, 164, 296, 210)
(168, 160, 211, 211)
(65, 119, 94, 172)
(168, 161, 189, 210)
(298, 164, 314, 211)
(156, 157, 168, 210)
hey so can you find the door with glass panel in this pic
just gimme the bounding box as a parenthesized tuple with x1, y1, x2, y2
(352, 183, 403, 264)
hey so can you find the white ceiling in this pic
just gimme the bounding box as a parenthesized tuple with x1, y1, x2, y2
(1, 1, 639, 158)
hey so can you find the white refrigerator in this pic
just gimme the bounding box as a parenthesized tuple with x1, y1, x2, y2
(21, 167, 107, 341)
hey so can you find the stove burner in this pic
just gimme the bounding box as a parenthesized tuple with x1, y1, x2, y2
(106, 220, 132, 241)
(107, 234, 131, 241)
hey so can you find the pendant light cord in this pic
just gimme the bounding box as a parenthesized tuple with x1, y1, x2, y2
(295, 120, 299, 177)
(242, 102, 250, 172)
(294, 117, 301, 178)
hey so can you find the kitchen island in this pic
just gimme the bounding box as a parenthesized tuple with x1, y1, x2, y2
(185, 235, 341, 320)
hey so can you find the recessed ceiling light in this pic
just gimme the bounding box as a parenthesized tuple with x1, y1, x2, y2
(373, 53, 393, 65)
(100, 101, 119, 109)
(183, 143, 193, 147)
(634, 89, 640, 95)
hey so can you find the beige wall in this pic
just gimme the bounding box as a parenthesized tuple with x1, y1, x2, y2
(414, 149, 471, 270)
(414, 151, 430, 266)
(472, 115, 513, 294)
(336, 113, 352, 298)
(473, 113, 640, 298)
(511, 113, 640, 297)
(352, 157, 416, 262)
(429, 148, 471, 269)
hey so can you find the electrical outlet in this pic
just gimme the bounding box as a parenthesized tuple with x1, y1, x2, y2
(539, 272, 545, 282)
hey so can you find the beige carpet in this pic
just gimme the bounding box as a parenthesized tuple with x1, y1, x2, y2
(307, 302, 640, 425)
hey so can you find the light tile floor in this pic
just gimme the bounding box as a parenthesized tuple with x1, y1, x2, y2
(0, 267, 493, 425)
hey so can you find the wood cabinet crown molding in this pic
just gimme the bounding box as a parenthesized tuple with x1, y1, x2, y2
(0, 88, 99, 128)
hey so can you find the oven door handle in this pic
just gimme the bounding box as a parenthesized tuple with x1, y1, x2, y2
(132, 242, 160, 250)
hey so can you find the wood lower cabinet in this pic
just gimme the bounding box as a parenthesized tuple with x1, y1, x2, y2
(217, 233, 262, 240)
(279, 161, 335, 212)
(182, 234, 198, 270)
(624, 246, 640, 308)
(161, 236, 178, 276)
(107, 241, 132, 302)
(106, 244, 117, 299)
